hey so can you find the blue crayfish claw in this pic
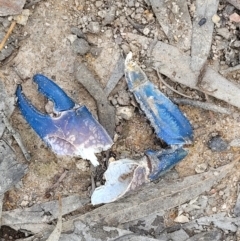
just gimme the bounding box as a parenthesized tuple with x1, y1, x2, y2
(125, 52, 193, 146)
(145, 148, 188, 181)
(91, 148, 187, 205)
(16, 74, 113, 166)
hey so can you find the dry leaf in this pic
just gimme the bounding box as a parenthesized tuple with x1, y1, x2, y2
(0, 140, 28, 195)
(46, 197, 62, 241)
(149, 0, 192, 51)
(74, 61, 115, 137)
(125, 33, 240, 109)
(62, 159, 237, 233)
(2, 195, 89, 234)
(0, 79, 15, 137)
(191, 0, 219, 72)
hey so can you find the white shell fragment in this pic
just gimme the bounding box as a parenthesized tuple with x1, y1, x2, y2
(91, 157, 149, 205)
(174, 215, 190, 223)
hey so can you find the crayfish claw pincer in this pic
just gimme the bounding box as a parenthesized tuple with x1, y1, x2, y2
(125, 52, 193, 146)
(16, 74, 113, 166)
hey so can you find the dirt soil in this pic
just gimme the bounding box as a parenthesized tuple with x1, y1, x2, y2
(1, 0, 240, 240)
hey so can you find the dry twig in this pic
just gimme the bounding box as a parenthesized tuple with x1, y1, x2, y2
(126, 16, 144, 34)
(46, 169, 69, 194)
(0, 111, 31, 161)
(172, 97, 232, 115)
(154, 68, 192, 99)
(0, 21, 16, 52)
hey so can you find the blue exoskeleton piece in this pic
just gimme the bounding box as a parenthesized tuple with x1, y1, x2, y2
(91, 148, 188, 205)
(124, 52, 193, 177)
(91, 53, 193, 205)
(16, 74, 113, 166)
(125, 53, 193, 146)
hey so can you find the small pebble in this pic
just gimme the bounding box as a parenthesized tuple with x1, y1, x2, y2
(66, 34, 78, 44)
(229, 139, 240, 147)
(88, 21, 101, 34)
(212, 14, 220, 24)
(20, 200, 29, 207)
(195, 163, 208, 174)
(108, 157, 115, 163)
(233, 41, 240, 48)
(208, 135, 228, 152)
(95, 1, 102, 8)
(121, 43, 130, 55)
(45, 101, 54, 114)
(14, 9, 30, 25)
(117, 90, 130, 106)
(143, 27, 150, 35)
(116, 107, 134, 120)
(212, 207, 217, 212)
(229, 13, 240, 23)
(217, 28, 231, 40)
(110, 98, 118, 106)
(219, 191, 224, 196)
(174, 215, 189, 223)
(76, 160, 89, 172)
(71, 27, 85, 38)
(72, 38, 90, 55)
(221, 203, 227, 210)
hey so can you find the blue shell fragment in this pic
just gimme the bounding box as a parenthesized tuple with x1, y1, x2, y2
(33, 74, 75, 112)
(91, 148, 187, 205)
(125, 53, 193, 146)
(146, 148, 188, 181)
(91, 53, 194, 205)
(16, 75, 113, 166)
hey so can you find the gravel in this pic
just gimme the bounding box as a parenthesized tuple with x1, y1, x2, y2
(72, 38, 90, 55)
(88, 21, 101, 34)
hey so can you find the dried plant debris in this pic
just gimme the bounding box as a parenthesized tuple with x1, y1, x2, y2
(172, 98, 231, 115)
(234, 188, 240, 217)
(0, 140, 28, 195)
(92, 148, 188, 205)
(74, 61, 115, 137)
(0, 0, 26, 16)
(61, 159, 236, 233)
(227, 0, 240, 10)
(149, 0, 192, 51)
(0, 194, 3, 226)
(185, 230, 222, 241)
(2, 195, 89, 234)
(46, 197, 62, 241)
(1, 76, 29, 161)
(59, 220, 160, 241)
(104, 55, 125, 96)
(183, 212, 239, 232)
(191, 0, 219, 73)
(148, 36, 240, 108)
(0, 111, 31, 161)
(126, 33, 240, 108)
(0, 79, 15, 137)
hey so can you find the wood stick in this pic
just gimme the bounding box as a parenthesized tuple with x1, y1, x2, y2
(0, 21, 16, 52)
(172, 97, 232, 115)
